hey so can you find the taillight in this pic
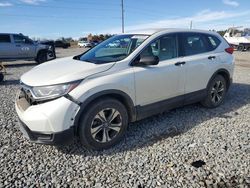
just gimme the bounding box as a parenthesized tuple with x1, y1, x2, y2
(225, 47, 234, 54)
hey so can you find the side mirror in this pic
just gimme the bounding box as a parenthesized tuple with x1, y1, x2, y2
(139, 55, 159, 66)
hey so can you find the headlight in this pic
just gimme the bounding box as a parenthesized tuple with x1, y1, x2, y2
(31, 81, 80, 101)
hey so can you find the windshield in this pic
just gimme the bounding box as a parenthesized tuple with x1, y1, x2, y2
(79, 34, 149, 64)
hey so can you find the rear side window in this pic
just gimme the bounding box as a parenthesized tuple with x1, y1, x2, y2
(206, 35, 221, 50)
(181, 33, 209, 56)
(0, 35, 11, 43)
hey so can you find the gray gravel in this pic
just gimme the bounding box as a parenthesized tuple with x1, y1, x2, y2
(0, 49, 249, 187)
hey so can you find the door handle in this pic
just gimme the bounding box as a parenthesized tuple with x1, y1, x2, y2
(208, 56, 216, 60)
(175, 61, 186, 66)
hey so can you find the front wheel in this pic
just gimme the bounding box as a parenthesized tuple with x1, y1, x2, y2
(78, 98, 128, 150)
(201, 75, 227, 108)
(35, 51, 47, 64)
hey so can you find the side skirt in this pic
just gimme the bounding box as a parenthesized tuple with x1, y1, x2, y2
(135, 89, 207, 121)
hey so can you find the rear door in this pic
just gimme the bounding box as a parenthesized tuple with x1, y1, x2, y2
(12, 34, 36, 58)
(179, 32, 220, 95)
(0, 34, 13, 59)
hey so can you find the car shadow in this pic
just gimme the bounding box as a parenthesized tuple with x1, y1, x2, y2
(0, 79, 20, 85)
(4, 62, 38, 68)
(57, 82, 250, 156)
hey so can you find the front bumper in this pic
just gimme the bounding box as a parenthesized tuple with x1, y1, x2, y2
(15, 89, 80, 145)
(18, 118, 74, 145)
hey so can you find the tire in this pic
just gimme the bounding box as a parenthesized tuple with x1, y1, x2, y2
(201, 75, 227, 108)
(0, 73, 4, 82)
(237, 45, 244, 51)
(78, 97, 128, 150)
(35, 51, 47, 64)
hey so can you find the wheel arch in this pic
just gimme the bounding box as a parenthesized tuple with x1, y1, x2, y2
(37, 48, 48, 56)
(207, 68, 231, 90)
(73, 89, 136, 133)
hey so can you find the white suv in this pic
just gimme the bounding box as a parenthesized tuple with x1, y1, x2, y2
(15, 29, 234, 150)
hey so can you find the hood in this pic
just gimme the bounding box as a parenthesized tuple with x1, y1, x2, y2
(21, 57, 115, 86)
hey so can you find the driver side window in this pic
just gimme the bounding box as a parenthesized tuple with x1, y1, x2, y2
(13, 35, 26, 44)
(139, 34, 177, 61)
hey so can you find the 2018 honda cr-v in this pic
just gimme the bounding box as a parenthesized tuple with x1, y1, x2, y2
(15, 29, 234, 150)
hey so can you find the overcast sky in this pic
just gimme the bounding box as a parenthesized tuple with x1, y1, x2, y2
(0, 0, 250, 39)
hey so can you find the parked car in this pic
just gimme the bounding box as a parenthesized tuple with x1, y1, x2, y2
(78, 41, 92, 48)
(15, 29, 234, 150)
(54, 40, 70, 48)
(91, 40, 100, 47)
(107, 41, 120, 48)
(0, 33, 54, 63)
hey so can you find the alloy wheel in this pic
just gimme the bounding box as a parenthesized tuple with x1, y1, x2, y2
(211, 80, 225, 104)
(90, 108, 122, 143)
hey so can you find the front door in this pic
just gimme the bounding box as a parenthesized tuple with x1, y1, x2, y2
(12, 34, 36, 58)
(133, 34, 186, 108)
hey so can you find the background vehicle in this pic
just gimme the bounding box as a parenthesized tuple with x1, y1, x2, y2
(0, 33, 55, 63)
(15, 29, 234, 150)
(224, 27, 250, 51)
(78, 41, 92, 48)
(91, 40, 100, 47)
(54, 40, 70, 49)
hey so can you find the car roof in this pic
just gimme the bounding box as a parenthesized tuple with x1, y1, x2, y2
(0, 33, 23, 35)
(124, 28, 217, 36)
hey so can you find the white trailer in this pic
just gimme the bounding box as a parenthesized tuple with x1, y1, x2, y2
(224, 27, 250, 51)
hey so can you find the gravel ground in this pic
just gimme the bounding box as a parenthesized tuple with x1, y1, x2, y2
(0, 49, 249, 187)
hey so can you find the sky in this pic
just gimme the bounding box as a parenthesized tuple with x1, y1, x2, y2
(0, 0, 250, 39)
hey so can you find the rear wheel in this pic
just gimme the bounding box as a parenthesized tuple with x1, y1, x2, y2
(78, 98, 128, 150)
(201, 75, 227, 108)
(36, 51, 47, 64)
(237, 45, 244, 51)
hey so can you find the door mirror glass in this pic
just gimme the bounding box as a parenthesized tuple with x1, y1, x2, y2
(139, 55, 159, 66)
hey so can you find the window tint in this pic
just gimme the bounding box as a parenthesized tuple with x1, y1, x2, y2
(13, 35, 26, 43)
(181, 33, 208, 56)
(0, 35, 11, 43)
(140, 34, 177, 61)
(206, 35, 221, 50)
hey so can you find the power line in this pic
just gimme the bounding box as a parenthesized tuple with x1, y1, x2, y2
(0, 13, 120, 21)
(14, 3, 118, 12)
(52, 0, 120, 6)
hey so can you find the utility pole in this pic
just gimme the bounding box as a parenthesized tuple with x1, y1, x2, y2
(121, 0, 124, 33)
(190, 20, 193, 29)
